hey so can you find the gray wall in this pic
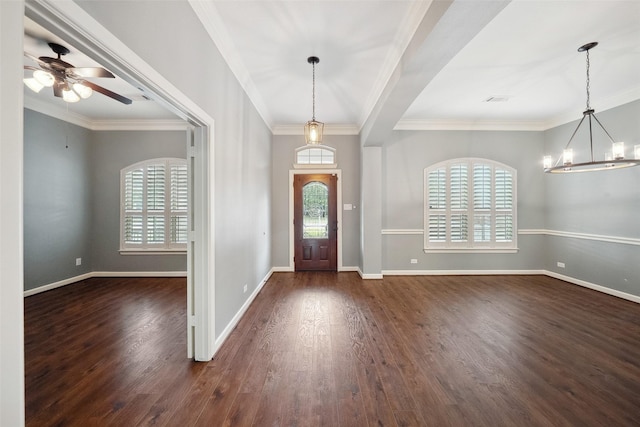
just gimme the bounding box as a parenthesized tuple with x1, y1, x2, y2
(271, 135, 361, 268)
(24, 109, 93, 290)
(91, 129, 187, 272)
(77, 0, 273, 338)
(543, 100, 640, 295)
(380, 129, 546, 271)
(23, 110, 188, 291)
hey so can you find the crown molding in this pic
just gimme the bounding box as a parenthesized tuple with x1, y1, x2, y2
(395, 89, 640, 132)
(189, 0, 273, 131)
(24, 95, 93, 129)
(24, 96, 188, 131)
(273, 124, 360, 136)
(394, 118, 548, 132)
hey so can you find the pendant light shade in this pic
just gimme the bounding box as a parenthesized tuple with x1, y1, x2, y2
(304, 56, 324, 145)
(543, 42, 639, 173)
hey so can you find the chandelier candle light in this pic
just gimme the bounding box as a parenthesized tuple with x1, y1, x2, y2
(304, 56, 324, 145)
(543, 42, 639, 173)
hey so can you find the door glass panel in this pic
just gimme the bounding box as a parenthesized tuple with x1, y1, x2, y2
(303, 181, 328, 239)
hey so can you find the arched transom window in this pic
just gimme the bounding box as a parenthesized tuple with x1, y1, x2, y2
(294, 145, 336, 168)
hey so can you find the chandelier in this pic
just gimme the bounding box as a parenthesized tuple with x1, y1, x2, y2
(304, 56, 324, 145)
(543, 42, 639, 173)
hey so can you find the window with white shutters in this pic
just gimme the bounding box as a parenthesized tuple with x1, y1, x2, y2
(120, 158, 188, 252)
(424, 158, 517, 252)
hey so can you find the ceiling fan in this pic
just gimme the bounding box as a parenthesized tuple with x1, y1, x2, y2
(23, 42, 132, 105)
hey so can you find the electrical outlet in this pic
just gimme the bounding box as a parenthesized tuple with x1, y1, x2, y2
(76, 258, 82, 266)
(557, 261, 565, 268)
(243, 284, 248, 293)
(410, 259, 418, 264)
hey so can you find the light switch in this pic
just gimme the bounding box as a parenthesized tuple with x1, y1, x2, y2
(343, 204, 353, 211)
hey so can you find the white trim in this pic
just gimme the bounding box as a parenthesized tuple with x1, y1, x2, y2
(423, 248, 518, 254)
(288, 169, 343, 271)
(382, 269, 545, 276)
(381, 228, 640, 247)
(519, 229, 640, 246)
(382, 229, 423, 235)
(23, 271, 188, 297)
(188, 0, 272, 129)
(394, 119, 548, 132)
(212, 268, 273, 355)
(24, 97, 188, 130)
(272, 266, 295, 272)
(545, 271, 640, 304)
(273, 124, 360, 136)
(119, 250, 187, 255)
(394, 87, 640, 132)
(339, 266, 360, 272)
(357, 268, 383, 280)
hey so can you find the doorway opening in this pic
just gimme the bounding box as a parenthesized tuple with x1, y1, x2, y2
(24, 1, 215, 361)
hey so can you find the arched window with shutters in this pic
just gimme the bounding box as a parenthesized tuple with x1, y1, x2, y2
(120, 158, 187, 252)
(424, 158, 517, 252)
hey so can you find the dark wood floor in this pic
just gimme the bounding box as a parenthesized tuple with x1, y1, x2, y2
(25, 273, 640, 426)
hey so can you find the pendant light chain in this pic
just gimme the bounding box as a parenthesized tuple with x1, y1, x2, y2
(311, 60, 316, 121)
(585, 48, 591, 111)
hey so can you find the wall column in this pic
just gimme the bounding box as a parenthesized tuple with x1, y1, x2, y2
(360, 146, 383, 278)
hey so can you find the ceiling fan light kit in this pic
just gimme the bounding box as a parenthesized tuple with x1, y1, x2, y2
(23, 42, 132, 105)
(304, 56, 324, 145)
(543, 42, 639, 173)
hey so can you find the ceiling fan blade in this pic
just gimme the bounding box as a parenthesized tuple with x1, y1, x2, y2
(69, 67, 115, 79)
(81, 80, 132, 105)
(24, 51, 44, 65)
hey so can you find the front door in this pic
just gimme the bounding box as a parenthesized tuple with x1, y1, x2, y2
(294, 174, 337, 271)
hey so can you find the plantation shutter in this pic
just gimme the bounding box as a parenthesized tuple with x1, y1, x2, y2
(124, 168, 144, 244)
(427, 168, 446, 242)
(450, 163, 468, 242)
(121, 158, 188, 251)
(425, 158, 516, 251)
(170, 164, 188, 244)
(495, 168, 513, 242)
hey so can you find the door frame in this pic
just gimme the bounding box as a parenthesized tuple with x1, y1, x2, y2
(25, 0, 216, 361)
(289, 169, 342, 271)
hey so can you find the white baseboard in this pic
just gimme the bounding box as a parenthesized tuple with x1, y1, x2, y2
(271, 266, 294, 272)
(357, 268, 383, 280)
(24, 270, 187, 297)
(339, 266, 359, 272)
(381, 269, 545, 276)
(545, 270, 640, 304)
(212, 268, 273, 355)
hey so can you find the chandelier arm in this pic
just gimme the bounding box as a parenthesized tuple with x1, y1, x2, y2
(555, 114, 587, 166)
(590, 112, 617, 144)
(588, 113, 594, 163)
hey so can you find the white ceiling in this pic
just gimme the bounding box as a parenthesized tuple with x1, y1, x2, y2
(24, 0, 640, 133)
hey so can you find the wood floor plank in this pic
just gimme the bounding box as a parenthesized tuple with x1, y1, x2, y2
(25, 274, 640, 426)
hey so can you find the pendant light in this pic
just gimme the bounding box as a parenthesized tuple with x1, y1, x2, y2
(304, 56, 324, 145)
(543, 42, 639, 173)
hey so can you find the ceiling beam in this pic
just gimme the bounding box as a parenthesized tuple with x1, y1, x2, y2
(360, 0, 511, 147)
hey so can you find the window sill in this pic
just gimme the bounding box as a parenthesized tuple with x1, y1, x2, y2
(423, 248, 519, 254)
(119, 249, 187, 255)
